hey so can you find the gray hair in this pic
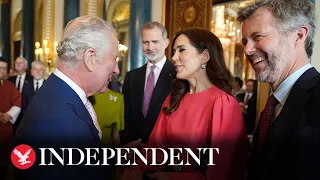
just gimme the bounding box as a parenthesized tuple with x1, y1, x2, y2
(16, 57, 29, 69)
(142, 21, 168, 40)
(56, 15, 116, 69)
(237, 0, 316, 58)
(31, 60, 46, 69)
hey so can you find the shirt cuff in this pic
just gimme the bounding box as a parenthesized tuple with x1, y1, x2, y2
(7, 106, 21, 124)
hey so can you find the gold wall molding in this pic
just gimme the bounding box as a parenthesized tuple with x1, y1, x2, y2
(166, 0, 212, 57)
(0, 0, 9, 4)
(42, 0, 54, 43)
(85, 0, 103, 17)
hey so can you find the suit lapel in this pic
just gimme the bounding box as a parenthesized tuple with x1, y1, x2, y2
(265, 68, 320, 146)
(149, 61, 173, 109)
(49, 74, 101, 144)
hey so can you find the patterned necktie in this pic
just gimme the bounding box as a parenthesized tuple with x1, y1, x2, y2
(258, 94, 278, 150)
(17, 76, 21, 92)
(85, 99, 102, 139)
(142, 65, 156, 118)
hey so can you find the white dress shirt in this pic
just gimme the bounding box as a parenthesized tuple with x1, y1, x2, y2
(144, 56, 167, 90)
(273, 63, 312, 118)
(34, 79, 44, 91)
(16, 72, 26, 93)
(54, 68, 102, 139)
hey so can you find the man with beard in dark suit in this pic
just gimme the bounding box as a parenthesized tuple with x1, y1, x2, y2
(238, 0, 320, 179)
(112, 22, 176, 146)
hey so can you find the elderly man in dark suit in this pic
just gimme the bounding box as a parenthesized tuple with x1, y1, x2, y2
(112, 22, 176, 146)
(238, 0, 320, 180)
(13, 15, 128, 180)
(8, 57, 32, 134)
(8, 57, 32, 93)
(22, 60, 46, 111)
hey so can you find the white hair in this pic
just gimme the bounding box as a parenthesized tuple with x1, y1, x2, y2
(56, 15, 116, 69)
(16, 57, 29, 69)
(31, 60, 46, 69)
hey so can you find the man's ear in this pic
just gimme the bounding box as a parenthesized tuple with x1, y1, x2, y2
(83, 48, 96, 72)
(200, 49, 210, 64)
(164, 38, 170, 49)
(295, 26, 309, 47)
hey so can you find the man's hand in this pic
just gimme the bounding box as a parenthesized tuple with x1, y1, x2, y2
(0, 113, 10, 123)
(147, 172, 168, 180)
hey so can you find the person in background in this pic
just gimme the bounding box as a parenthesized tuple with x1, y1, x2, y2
(232, 76, 245, 97)
(22, 60, 46, 112)
(0, 58, 21, 180)
(238, 0, 320, 179)
(237, 79, 257, 135)
(8, 57, 32, 93)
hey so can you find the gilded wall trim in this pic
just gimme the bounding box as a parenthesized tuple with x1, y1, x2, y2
(85, 0, 103, 17)
(166, 0, 212, 57)
(42, 0, 55, 43)
(0, 0, 9, 4)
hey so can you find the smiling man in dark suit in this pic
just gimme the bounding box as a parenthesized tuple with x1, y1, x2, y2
(238, 0, 320, 179)
(112, 22, 176, 146)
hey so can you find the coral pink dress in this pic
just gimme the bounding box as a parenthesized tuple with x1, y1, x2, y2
(134, 86, 248, 180)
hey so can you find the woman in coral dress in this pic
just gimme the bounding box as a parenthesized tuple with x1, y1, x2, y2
(122, 28, 248, 180)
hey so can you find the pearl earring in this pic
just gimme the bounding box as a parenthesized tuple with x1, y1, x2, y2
(201, 64, 205, 69)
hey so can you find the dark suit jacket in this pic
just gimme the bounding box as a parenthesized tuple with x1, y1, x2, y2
(8, 74, 33, 134)
(22, 79, 45, 111)
(8, 74, 33, 91)
(247, 67, 320, 180)
(237, 92, 257, 134)
(119, 60, 176, 144)
(13, 74, 108, 180)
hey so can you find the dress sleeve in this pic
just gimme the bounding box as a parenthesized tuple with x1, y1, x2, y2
(168, 95, 248, 180)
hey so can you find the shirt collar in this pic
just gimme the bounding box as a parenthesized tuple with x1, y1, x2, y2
(273, 63, 312, 105)
(18, 72, 26, 79)
(147, 56, 167, 70)
(34, 78, 44, 85)
(53, 68, 87, 105)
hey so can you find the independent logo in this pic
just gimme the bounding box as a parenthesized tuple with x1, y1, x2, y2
(11, 144, 36, 169)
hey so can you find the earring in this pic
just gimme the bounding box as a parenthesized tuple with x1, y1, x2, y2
(201, 64, 205, 69)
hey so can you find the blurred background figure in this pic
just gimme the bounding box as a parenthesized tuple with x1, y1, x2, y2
(22, 61, 46, 116)
(232, 76, 245, 97)
(0, 58, 21, 180)
(92, 83, 124, 147)
(8, 57, 32, 93)
(237, 79, 257, 135)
